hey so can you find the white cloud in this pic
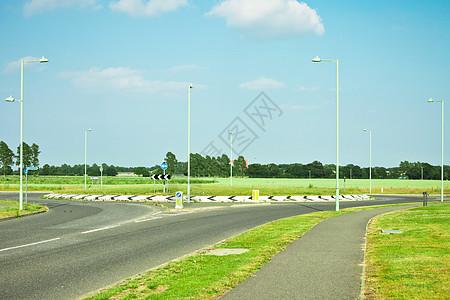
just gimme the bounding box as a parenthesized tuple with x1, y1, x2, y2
(166, 64, 206, 72)
(239, 77, 286, 90)
(3, 56, 46, 74)
(24, 0, 101, 17)
(207, 0, 324, 37)
(110, 0, 187, 17)
(297, 86, 320, 91)
(60, 67, 201, 95)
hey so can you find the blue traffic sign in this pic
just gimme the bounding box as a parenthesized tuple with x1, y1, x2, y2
(161, 162, 168, 170)
(176, 191, 182, 198)
(27, 166, 38, 170)
(24, 169, 28, 174)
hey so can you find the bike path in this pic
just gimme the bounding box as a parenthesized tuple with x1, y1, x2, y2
(221, 205, 415, 300)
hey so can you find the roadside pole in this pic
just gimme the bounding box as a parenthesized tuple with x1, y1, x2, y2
(25, 167, 28, 205)
(161, 162, 168, 193)
(100, 165, 103, 187)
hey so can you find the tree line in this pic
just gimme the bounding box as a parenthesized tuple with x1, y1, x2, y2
(154, 152, 450, 180)
(0, 141, 40, 176)
(1, 142, 448, 180)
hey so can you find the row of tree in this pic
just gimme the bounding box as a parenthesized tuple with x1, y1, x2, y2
(0, 141, 40, 176)
(2, 142, 448, 180)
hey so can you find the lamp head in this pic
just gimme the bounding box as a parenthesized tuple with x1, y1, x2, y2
(312, 56, 321, 63)
(88, 128, 92, 132)
(5, 96, 16, 102)
(363, 128, 367, 132)
(189, 84, 193, 89)
(427, 98, 434, 103)
(39, 56, 49, 63)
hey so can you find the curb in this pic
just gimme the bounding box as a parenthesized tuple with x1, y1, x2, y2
(43, 193, 372, 203)
(0, 208, 48, 222)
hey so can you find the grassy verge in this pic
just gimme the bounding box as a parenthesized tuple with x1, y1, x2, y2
(364, 204, 449, 299)
(1, 177, 448, 196)
(0, 200, 48, 219)
(84, 203, 422, 300)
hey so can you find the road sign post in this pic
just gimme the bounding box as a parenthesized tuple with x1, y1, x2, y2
(24, 167, 28, 205)
(175, 191, 183, 209)
(100, 165, 103, 187)
(161, 162, 168, 193)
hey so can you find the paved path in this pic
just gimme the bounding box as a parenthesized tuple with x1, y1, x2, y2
(221, 205, 415, 300)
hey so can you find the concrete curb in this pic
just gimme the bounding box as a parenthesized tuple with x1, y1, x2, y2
(0, 208, 48, 222)
(43, 193, 372, 203)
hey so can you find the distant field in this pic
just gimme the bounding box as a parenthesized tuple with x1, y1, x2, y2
(0, 176, 448, 195)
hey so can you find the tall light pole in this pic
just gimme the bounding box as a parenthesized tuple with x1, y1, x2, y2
(363, 129, 372, 193)
(229, 131, 233, 186)
(84, 128, 92, 189)
(5, 56, 48, 210)
(312, 56, 340, 211)
(187, 84, 193, 203)
(427, 98, 444, 202)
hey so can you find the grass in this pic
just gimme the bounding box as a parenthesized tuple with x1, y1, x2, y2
(364, 204, 449, 299)
(84, 203, 433, 300)
(0, 200, 48, 219)
(1, 176, 449, 196)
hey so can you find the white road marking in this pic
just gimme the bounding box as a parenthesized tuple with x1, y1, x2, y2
(81, 225, 120, 234)
(0, 238, 60, 253)
(135, 216, 162, 223)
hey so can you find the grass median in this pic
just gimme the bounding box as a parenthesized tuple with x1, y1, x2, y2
(0, 200, 48, 219)
(84, 203, 439, 300)
(364, 204, 449, 299)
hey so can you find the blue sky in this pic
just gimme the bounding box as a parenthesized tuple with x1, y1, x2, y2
(0, 0, 449, 168)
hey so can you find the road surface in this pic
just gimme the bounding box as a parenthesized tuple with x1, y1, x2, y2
(0, 192, 425, 299)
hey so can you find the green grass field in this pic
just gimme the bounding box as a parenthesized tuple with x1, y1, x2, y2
(1, 176, 449, 196)
(365, 204, 449, 299)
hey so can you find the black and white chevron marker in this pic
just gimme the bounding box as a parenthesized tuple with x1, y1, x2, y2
(151, 174, 171, 180)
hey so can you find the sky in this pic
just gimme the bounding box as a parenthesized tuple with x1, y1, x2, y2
(0, 0, 449, 169)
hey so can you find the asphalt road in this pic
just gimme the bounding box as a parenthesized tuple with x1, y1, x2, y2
(0, 192, 428, 299)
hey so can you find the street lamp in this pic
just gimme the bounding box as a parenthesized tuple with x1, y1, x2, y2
(312, 56, 340, 211)
(84, 128, 92, 189)
(229, 130, 233, 186)
(427, 98, 444, 202)
(4, 56, 49, 210)
(363, 129, 372, 193)
(187, 84, 193, 203)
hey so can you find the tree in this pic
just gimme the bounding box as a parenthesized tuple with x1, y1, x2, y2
(234, 156, 247, 177)
(217, 154, 230, 177)
(266, 163, 281, 178)
(135, 167, 150, 177)
(247, 163, 268, 178)
(88, 163, 100, 176)
(16, 142, 33, 167)
(31, 143, 40, 168)
(164, 152, 178, 175)
(0, 141, 14, 176)
(105, 165, 118, 176)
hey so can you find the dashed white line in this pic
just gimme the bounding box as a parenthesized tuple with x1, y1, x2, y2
(0, 238, 61, 253)
(81, 225, 121, 234)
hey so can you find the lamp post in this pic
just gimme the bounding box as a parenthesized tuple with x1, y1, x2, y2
(312, 56, 340, 211)
(427, 98, 444, 202)
(5, 56, 48, 210)
(187, 84, 193, 203)
(229, 131, 233, 186)
(84, 128, 92, 189)
(363, 129, 372, 193)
